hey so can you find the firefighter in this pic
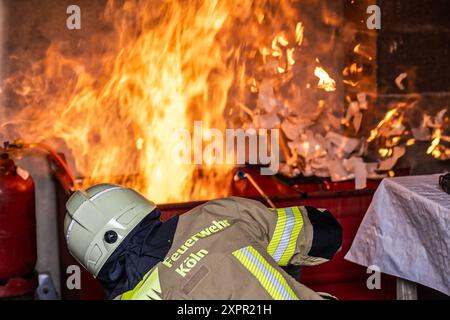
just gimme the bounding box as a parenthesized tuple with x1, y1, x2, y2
(64, 183, 342, 300)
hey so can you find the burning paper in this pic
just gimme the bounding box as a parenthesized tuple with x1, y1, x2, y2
(329, 159, 354, 182)
(378, 146, 406, 171)
(343, 157, 367, 190)
(325, 132, 361, 158)
(314, 66, 336, 92)
(395, 73, 408, 91)
(257, 79, 281, 113)
(342, 101, 362, 133)
(412, 108, 449, 160)
(3, 0, 446, 200)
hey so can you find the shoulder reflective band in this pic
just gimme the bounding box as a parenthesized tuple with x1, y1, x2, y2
(233, 246, 299, 300)
(267, 207, 304, 266)
(121, 267, 162, 300)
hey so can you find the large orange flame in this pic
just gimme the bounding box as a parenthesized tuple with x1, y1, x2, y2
(3, 0, 243, 203)
(1, 0, 310, 203)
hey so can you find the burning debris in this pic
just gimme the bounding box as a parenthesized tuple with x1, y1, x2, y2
(423, 109, 450, 160)
(227, 9, 449, 189)
(395, 73, 408, 91)
(0, 0, 448, 202)
(314, 67, 337, 92)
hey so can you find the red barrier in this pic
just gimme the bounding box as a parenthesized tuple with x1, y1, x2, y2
(54, 166, 396, 300)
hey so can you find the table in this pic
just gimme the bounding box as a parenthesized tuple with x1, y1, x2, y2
(345, 174, 450, 298)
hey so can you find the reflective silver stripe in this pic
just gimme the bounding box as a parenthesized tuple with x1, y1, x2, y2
(65, 219, 75, 243)
(241, 248, 296, 300)
(272, 207, 295, 263)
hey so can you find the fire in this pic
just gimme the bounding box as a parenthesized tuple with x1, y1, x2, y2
(353, 44, 373, 61)
(343, 63, 363, 77)
(2, 0, 240, 203)
(1, 0, 446, 201)
(314, 66, 336, 92)
(2, 0, 314, 203)
(367, 108, 400, 143)
(427, 129, 442, 155)
(286, 48, 296, 66)
(426, 128, 450, 160)
(295, 22, 304, 46)
(378, 148, 393, 158)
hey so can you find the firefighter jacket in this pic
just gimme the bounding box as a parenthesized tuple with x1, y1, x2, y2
(98, 197, 342, 300)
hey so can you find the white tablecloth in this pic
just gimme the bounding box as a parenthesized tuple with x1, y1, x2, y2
(345, 174, 450, 295)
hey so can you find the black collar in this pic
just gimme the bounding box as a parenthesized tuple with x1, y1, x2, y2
(97, 208, 179, 299)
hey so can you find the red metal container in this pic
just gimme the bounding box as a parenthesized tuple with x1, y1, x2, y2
(0, 152, 38, 298)
(53, 165, 396, 300)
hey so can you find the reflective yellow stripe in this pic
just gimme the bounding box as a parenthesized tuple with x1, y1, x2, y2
(233, 246, 299, 300)
(267, 208, 287, 257)
(247, 246, 299, 300)
(267, 207, 304, 266)
(279, 207, 303, 266)
(121, 267, 162, 300)
(121, 274, 147, 300)
(233, 249, 283, 300)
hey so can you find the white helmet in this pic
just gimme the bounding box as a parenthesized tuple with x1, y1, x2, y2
(64, 184, 156, 277)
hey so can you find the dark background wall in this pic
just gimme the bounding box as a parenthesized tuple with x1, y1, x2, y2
(377, 0, 450, 174)
(1, 0, 108, 77)
(377, 0, 450, 94)
(343, 0, 450, 174)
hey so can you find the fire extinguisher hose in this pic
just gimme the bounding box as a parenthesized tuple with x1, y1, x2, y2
(7, 140, 80, 192)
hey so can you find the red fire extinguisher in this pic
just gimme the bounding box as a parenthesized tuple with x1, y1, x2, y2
(0, 150, 38, 298)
